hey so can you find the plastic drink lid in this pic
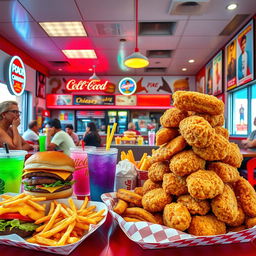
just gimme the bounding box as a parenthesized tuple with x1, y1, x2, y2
(0, 149, 27, 157)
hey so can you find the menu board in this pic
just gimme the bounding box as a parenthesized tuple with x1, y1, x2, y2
(73, 95, 115, 105)
(205, 61, 213, 95)
(195, 67, 205, 93)
(212, 51, 223, 95)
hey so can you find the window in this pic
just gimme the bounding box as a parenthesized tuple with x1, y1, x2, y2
(252, 84, 256, 131)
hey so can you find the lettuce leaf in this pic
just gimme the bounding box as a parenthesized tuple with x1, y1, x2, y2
(0, 219, 38, 232)
(24, 181, 74, 191)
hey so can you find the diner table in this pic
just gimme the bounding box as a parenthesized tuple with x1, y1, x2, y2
(240, 148, 256, 158)
(0, 213, 256, 256)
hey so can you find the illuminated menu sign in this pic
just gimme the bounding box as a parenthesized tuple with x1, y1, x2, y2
(73, 95, 115, 105)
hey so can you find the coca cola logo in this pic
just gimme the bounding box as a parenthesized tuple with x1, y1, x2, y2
(7, 56, 26, 96)
(125, 180, 132, 190)
(66, 79, 110, 92)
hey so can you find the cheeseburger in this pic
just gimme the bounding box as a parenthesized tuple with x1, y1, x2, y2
(22, 151, 75, 200)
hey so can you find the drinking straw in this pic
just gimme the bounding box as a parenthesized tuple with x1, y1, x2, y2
(106, 123, 117, 150)
(3, 143, 9, 154)
(106, 125, 110, 148)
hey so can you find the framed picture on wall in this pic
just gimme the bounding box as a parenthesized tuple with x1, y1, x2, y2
(36, 71, 46, 99)
(212, 51, 223, 96)
(196, 67, 206, 93)
(205, 61, 213, 95)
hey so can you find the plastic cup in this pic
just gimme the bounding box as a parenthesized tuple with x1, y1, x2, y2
(148, 131, 155, 146)
(0, 150, 27, 194)
(39, 134, 46, 152)
(87, 147, 118, 201)
(137, 136, 144, 145)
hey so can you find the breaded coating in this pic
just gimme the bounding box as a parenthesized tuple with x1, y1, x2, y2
(190, 112, 225, 127)
(227, 203, 245, 227)
(156, 127, 179, 146)
(177, 194, 210, 215)
(179, 116, 215, 148)
(134, 186, 143, 196)
(222, 142, 243, 168)
(234, 178, 256, 217)
(186, 170, 224, 200)
(245, 217, 256, 228)
(142, 188, 172, 213)
(160, 108, 188, 128)
(162, 173, 188, 196)
(227, 225, 246, 232)
(173, 91, 224, 115)
(142, 179, 162, 195)
(214, 126, 229, 139)
(211, 184, 239, 223)
(192, 134, 229, 161)
(163, 203, 191, 231)
(170, 150, 206, 177)
(188, 215, 226, 236)
(148, 161, 170, 182)
(153, 212, 164, 225)
(151, 136, 187, 163)
(207, 162, 240, 183)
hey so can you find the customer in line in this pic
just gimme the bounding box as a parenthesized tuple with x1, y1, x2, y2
(241, 116, 256, 148)
(22, 120, 39, 144)
(65, 124, 79, 146)
(127, 122, 141, 135)
(83, 122, 101, 147)
(47, 118, 75, 155)
(0, 101, 33, 151)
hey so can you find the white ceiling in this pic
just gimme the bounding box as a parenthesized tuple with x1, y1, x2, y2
(0, 0, 255, 76)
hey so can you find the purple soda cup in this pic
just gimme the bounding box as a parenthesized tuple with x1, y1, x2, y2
(87, 147, 118, 201)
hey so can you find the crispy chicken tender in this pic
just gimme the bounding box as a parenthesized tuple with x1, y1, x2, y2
(177, 194, 210, 215)
(156, 127, 179, 146)
(222, 142, 243, 168)
(173, 91, 224, 115)
(192, 134, 229, 161)
(142, 188, 172, 213)
(188, 215, 226, 236)
(228, 225, 246, 232)
(234, 178, 256, 217)
(113, 199, 128, 215)
(142, 179, 162, 195)
(151, 136, 187, 163)
(163, 203, 191, 231)
(162, 173, 188, 196)
(227, 203, 245, 227)
(160, 108, 188, 128)
(214, 126, 229, 139)
(179, 116, 215, 148)
(211, 184, 239, 224)
(148, 161, 170, 182)
(153, 212, 164, 225)
(134, 187, 143, 196)
(207, 162, 240, 183)
(190, 112, 225, 127)
(245, 217, 256, 228)
(186, 170, 224, 200)
(169, 150, 206, 177)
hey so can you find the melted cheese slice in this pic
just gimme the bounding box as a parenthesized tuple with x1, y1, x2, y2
(23, 169, 71, 180)
(38, 186, 65, 193)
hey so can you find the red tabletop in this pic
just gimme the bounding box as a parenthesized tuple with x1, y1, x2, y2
(0, 213, 256, 256)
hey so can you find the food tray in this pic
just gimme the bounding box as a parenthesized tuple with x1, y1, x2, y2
(0, 194, 108, 255)
(101, 192, 256, 249)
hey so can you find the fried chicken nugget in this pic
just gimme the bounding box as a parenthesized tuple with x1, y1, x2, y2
(156, 127, 179, 146)
(211, 184, 239, 224)
(169, 150, 206, 177)
(234, 178, 256, 217)
(151, 136, 187, 163)
(222, 142, 243, 168)
(245, 217, 256, 228)
(188, 215, 226, 236)
(214, 126, 229, 139)
(148, 161, 170, 182)
(142, 188, 172, 213)
(192, 134, 229, 161)
(228, 225, 246, 232)
(177, 194, 210, 215)
(190, 112, 225, 127)
(162, 173, 188, 196)
(186, 170, 224, 200)
(153, 212, 164, 225)
(173, 91, 224, 115)
(227, 203, 245, 227)
(163, 203, 191, 231)
(142, 179, 162, 195)
(179, 116, 215, 148)
(160, 107, 188, 128)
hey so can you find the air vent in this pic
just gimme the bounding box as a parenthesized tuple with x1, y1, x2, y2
(139, 22, 176, 36)
(168, 0, 210, 15)
(145, 67, 167, 73)
(96, 23, 121, 36)
(219, 14, 250, 36)
(147, 50, 173, 58)
(49, 61, 70, 66)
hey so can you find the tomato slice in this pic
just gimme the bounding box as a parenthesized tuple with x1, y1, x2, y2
(0, 213, 33, 222)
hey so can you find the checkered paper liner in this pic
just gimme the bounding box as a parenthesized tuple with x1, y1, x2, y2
(0, 195, 108, 255)
(101, 192, 256, 249)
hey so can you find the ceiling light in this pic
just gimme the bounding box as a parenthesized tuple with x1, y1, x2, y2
(62, 50, 97, 59)
(39, 22, 87, 37)
(226, 3, 238, 10)
(182, 68, 187, 71)
(89, 65, 100, 81)
(188, 59, 195, 63)
(124, 0, 149, 69)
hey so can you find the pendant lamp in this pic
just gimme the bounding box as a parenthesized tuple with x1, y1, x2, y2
(89, 65, 100, 80)
(124, 0, 149, 68)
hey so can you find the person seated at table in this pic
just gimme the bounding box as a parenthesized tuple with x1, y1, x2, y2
(0, 100, 33, 151)
(65, 124, 79, 146)
(46, 118, 75, 155)
(127, 122, 141, 135)
(242, 117, 256, 148)
(83, 122, 101, 147)
(22, 120, 39, 144)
